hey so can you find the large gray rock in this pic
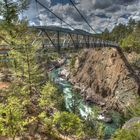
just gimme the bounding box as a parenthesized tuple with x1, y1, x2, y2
(123, 117, 140, 129)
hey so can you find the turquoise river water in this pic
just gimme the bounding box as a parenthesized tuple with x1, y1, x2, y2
(49, 67, 122, 138)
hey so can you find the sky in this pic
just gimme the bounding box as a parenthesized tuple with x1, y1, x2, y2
(24, 0, 140, 33)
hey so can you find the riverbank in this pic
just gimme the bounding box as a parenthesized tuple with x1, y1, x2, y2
(48, 55, 122, 138)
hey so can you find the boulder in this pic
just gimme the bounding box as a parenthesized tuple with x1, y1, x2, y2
(98, 114, 112, 123)
(123, 117, 140, 129)
(59, 68, 69, 78)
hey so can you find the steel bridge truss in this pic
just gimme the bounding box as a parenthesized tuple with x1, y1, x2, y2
(34, 26, 119, 52)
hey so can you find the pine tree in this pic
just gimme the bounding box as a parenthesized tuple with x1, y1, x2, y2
(9, 27, 43, 95)
(0, 1, 43, 138)
(0, 96, 34, 140)
(127, 18, 136, 34)
(120, 20, 140, 52)
(0, 0, 28, 23)
(102, 28, 110, 40)
(53, 112, 83, 138)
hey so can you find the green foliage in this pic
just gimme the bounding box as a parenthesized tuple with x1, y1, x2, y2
(104, 111, 123, 138)
(69, 54, 77, 73)
(83, 118, 105, 139)
(109, 23, 128, 42)
(0, 96, 34, 139)
(2, 1, 138, 139)
(49, 53, 60, 61)
(70, 93, 81, 114)
(125, 99, 140, 119)
(0, 2, 43, 139)
(102, 28, 110, 40)
(110, 110, 123, 127)
(0, 18, 43, 94)
(96, 122, 105, 139)
(38, 111, 83, 139)
(38, 49, 60, 64)
(69, 57, 76, 69)
(39, 82, 65, 110)
(53, 112, 83, 137)
(101, 18, 140, 53)
(0, 0, 28, 23)
(107, 19, 140, 53)
(127, 18, 136, 34)
(112, 100, 140, 140)
(45, 118, 64, 140)
(120, 34, 134, 50)
(83, 119, 96, 137)
(10, 44, 43, 87)
(112, 123, 140, 140)
(39, 82, 57, 107)
(38, 112, 65, 140)
(120, 25, 140, 52)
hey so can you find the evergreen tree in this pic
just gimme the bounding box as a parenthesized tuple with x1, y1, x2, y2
(102, 28, 110, 40)
(0, 96, 35, 140)
(112, 123, 140, 140)
(121, 20, 140, 52)
(0, 0, 28, 23)
(127, 18, 136, 34)
(9, 27, 43, 95)
(111, 23, 128, 42)
(0, 0, 43, 138)
(53, 112, 83, 138)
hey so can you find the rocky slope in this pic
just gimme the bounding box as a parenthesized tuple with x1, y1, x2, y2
(70, 47, 140, 112)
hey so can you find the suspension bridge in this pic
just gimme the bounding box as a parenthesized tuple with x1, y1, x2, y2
(32, 0, 119, 52)
(0, 0, 119, 58)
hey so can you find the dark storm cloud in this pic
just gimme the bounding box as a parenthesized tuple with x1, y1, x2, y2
(51, 4, 83, 22)
(117, 0, 138, 4)
(106, 5, 121, 13)
(120, 14, 132, 19)
(95, 13, 109, 18)
(24, 0, 140, 32)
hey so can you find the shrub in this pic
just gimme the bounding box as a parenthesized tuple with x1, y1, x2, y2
(53, 112, 83, 138)
(112, 122, 140, 140)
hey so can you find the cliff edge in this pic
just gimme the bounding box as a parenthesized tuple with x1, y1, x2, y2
(70, 47, 140, 112)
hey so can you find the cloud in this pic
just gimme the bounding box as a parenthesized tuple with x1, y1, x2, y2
(23, 0, 51, 21)
(24, 0, 140, 33)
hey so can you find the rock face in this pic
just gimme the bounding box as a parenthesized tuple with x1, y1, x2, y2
(123, 117, 140, 129)
(70, 47, 140, 112)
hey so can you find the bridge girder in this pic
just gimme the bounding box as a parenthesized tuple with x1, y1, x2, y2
(32, 26, 119, 52)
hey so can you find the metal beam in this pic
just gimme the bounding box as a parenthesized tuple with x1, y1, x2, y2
(57, 31, 61, 52)
(31, 26, 92, 36)
(69, 33, 76, 48)
(31, 30, 42, 45)
(44, 31, 56, 48)
(83, 35, 89, 48)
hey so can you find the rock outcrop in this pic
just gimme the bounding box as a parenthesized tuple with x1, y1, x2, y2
(123, 117, 140, 129)
(70, 47, 140, 112)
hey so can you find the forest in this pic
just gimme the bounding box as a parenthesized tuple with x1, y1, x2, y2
(0, 0, 140, 140)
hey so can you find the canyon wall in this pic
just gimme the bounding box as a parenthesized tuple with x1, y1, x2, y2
(70, 47, 140, 112)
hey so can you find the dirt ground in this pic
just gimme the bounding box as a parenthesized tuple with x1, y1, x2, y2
(0, 82, 9, 89)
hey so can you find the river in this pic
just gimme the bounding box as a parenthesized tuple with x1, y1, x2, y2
(49, 63, 122, 138)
